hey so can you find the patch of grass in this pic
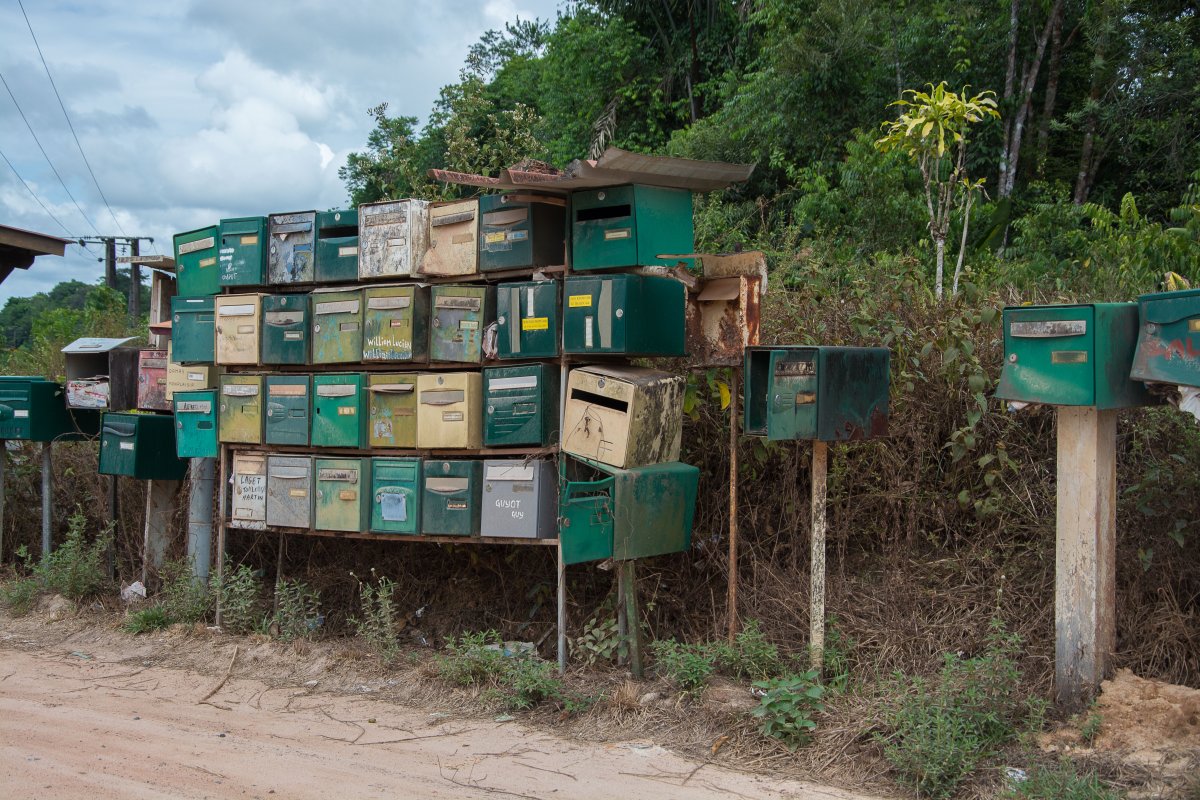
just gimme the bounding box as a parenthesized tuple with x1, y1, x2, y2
(0, 577, 40, 616)
(751, 671, 825, 750)
(434, 630, 508, 686)
(1078, 703, 1103, 744)
(1004, 760, 1122, 799)
(156, 558, 210, 624)
(712, 619, 783, 681)
(210, 560, 263, 635)
(0, 509, 111, 614)
(270, 579, 321, 642)
(649, 638, 716, 696)
(123, 606, 172, 634)
(434, 630, 576, 711)
(349, 571, 401, 663)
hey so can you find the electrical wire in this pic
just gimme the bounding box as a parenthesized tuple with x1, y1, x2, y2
(0, 142, 101, 259)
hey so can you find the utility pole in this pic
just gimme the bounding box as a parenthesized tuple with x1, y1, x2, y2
(78, 236, 155, 313)
(104, 237, 116, 289)
(128, 240, 140, 318)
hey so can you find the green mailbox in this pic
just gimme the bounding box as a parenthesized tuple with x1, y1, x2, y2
(369, 457, 422, 534)
(170, 296, 215, 364)
(744, 346, 891, 441)
(496, 281, 559, 359)
(311, 373, 366, 448)
(173, 389, 218, 458)
(261, 294, 309, 365)
(218, 374, 264, 444)
(421, 459, 482, 537)
(996, 303, 1154, 408)
(315, 209, 359, 283)
(265, 375, 311, 446)
(429, 284, 495, 363)
(218, 216, 267, 287)
(311, 288, 363, 364)
(559, 456, 699, 565)
(479, 193, 566, 272)
(363, 284, 430, 362)
(1131, 288, 1200, 388)
(562, 274, 685, 356)
(173, 225, 220, 296)
(99, 412, 188, 480)
(367, 373, 418, 449)
(570, 184, 693, 271)
(314, 457, 368, 532)
(0, 378, 99, 441)
(483, 363, 559, 447)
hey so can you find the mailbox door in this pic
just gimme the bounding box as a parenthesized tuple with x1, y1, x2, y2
(416, 373, 482, 449)
(0, 380, 33, 439)
(315, 458, 367, 531)
(496, 281, 559, 359)
(813, 347, 891, 441)
(765, 349, 819, 441)
(430, 285, 493, 363)
(743, 348, 771, 436)
(173, 390, 218, 459)
(311, 373, 366, 448)
(99, 415, 138, 475)
(481, 460, 555, 539)
(369, 457, 422, 534)
(214, 296, 262, 365)
(612, 461, 699, 560)
(174, 226, 220, 296)
(218, 375, 263, 444)
(483, 364, 558, 447)
(687, 276, 761, 367)
(311, 290, 363, 364)
(315, 209, 359, 283)
(359, 199, 430, 280)
(170, 296, 216, 363)
(230, 453, 267, 529)
(562, 275, 631, 354)
(268, 211, 316, 285)
(997, 306, 1096, 406)
(363, 284, 430, 362)
(421, 460, 481, 536)
(1093, 303, 1155, 409)
(1132, 288, 1200, 387)
(260, 295, 309, 365)
(571, 186, 638, 271)
(368, 373, 418, 448)
(560, 475, 615, 564)
(421, 199, 479, 276)
(633, 275, 687, 356)
(266, 456, 312, 529)
(265, 375, 310, 446)
(137, 350, 170, 411)
(218, 216, 267, 287)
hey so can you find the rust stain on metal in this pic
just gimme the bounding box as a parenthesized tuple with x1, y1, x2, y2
(685, 274, 762, 366)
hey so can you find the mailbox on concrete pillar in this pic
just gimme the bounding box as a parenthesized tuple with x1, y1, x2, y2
(214, 294, 264, 365)
(996, 303, 1154, 408)
(420, 199, 479, 277)
(421, 459, 482, 537)
(1131, 288, 1200, 388)
(369, 457, 422, 534)
(0, 377, 99, 441)
(429, 284, 495, 363)
(99, 412, 187, 480)
(170, 296, 215, 364)
(268, 211, 316, 285)
(562, 274, 685, 356)
(479, 193, 566, 272)
(314, 457, 368, 532)
(362, 284, 430, 363)
(229, 452, 267, 529)
(266, 455, 313, 529)
(315, 209, 359, 283)
(173, 389, 218, 459)
(358, 198, 430, 280)
(367, 373, 418, 449)
(562, 365, 684, 468)
(165, 343, 216, 400)
(173, 225, 220, 296)
(481, 458, 557, 539)
(570, 184, 693, 271)
(218, 216, 267, 287)
(137, 349, 171, 411)
(261, 294, 309, 365)
(62, 337, 139, 411)
(311, 288, 364, 365)
(416, 372, 482, 450)
(496, 281, 559, 359)
(483, 363, 559, 448)
(265, 374, 311, 446)
(311, 373, 366, 448)
(218, 374, 264, 444)
(744, 346, 891, 441)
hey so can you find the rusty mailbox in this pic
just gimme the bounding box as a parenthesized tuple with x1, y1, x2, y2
(358, 198, 430, 280)
(429, 284, 495, 364)
(368, 373, 419, 449)
(268, 211, 316, 285)
(1131, 288, 1200, 389)
(362, 284, 430, 363)
(683, 251, 766, 366)
(137, 349, 170, 411)
(229, 452, 267, 530)
(420, 199, 479, 277)
(218, 374, 264, 444)
(165, 342, 216, 401)
(62, 337, 140, 411)
(562, 365, 684, 469)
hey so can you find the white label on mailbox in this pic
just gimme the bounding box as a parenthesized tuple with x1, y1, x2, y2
(442, 411, 464, 422)
(604, 228, 631, 240)
(218, 304, 255, 317)
(178, 236, 215, 254)
(488, 376, 538, 391)
(284, 331, 303, 340)
(1009, 320, 1087, 337)
(187, 372, 205, 381)
(526, 287, 535, 316)
(315, 300, 360, 315)
(338, 246, 359, 257)
(387, 237, 407, 247)
(119, 442, 134, 450)
(585, 316, 594, 348)
(367, 296, 411, 310)
(14, 410, 29, 418)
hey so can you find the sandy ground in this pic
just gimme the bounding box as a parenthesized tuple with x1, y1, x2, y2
(0, 630, 887, 799)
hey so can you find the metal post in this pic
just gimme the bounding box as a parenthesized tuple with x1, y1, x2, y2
(616, 567, 628, 666)
(810, 440, 828, 675)
(106, 475, 118, 579)
(187, 458, 216, 584)
(727, 368, 741, 641)
(215, 447, 228, 627)
(41, 442, 52, 556)
(0, 439, 6, 562)
(556, 540, 567, 675)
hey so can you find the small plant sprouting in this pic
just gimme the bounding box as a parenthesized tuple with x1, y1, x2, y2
(751, 671, 825, 750)
(349, 569, 401, 663)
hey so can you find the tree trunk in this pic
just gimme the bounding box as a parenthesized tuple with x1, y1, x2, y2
(1036, 10, 1066, 176)
(935, 237, 946, 300)
(952, 192, 975, 297)
(1074, 3, 1111, 205)
(687, 5, 700, 122)
(1001, 0, 1063, 198)
(998, 0, 1021, 191)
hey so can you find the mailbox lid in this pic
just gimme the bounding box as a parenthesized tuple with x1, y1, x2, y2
(496, 281, 559, 359)
(483, 363, 559, 447)
(99, 412, 187, 480)
(311, 372, 366, 448)
(265, 374, 311, 446)
(268, 211, 316, 285)
(170, 296, 216, 363)
(137, 349, 171, 412)
(218, 216, 268, 287)
(173, 225, 221, 296)
(214, 294, 264, 365)
(260, 294, 310, 365)
(479, 193, 566, 272)
(315, 209, 360, 283)
(997, 305, 1096, 406)
(420, 459, 482, 536)
(369, 457, 423, 534)
(173, 389, 219, 459)
(562, 274, 685, 356)
(429, 284, 495, 363)
(415, 371, 482, 449)
(362, 283, 430, 362)
(314, 457, 368, 531)
(230, 452, 268, 529)
(481, 458, 557, 539)
(218, 374, 264, 444)
(571, 184, 693, 271)
(368, 372, 419, 448)
(359, 198, 430, 280)
(421, 198, 479, 277)
(311, 288, 364, 364)
(560, 466, 615, 565)
(267, 455, 313, 529)
(1132, 288, 1200, 388)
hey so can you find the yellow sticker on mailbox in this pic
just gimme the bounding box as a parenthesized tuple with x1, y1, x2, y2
(337, 406, 356, 415)
(338, 490, 357, 501)
(485, 232, 507, 244)
(521, 317, 549, 331)
(240, 235, 258, 246)
(198, 257, 216, 268)
(568, 295, 592, 308)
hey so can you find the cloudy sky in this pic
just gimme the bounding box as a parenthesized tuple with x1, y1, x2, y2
(0, 0, 560, 302)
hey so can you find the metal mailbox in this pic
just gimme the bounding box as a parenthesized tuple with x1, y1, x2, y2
(358, 198, 430, 280)
(562, 365, 684, 468)
(261, 294, 309, 365)
(137, 349, 171, 411)
(266, 455, 313, 529)
(421, 459, 482, 537)
(214, 294, 264, 365)
(996, 303, 1154, 409)
(311, 288, 363, 364)
(170, 296, 215, 364)
(62, 337, 140, 411)
(481, 458, 556, 539)
(218, 374, 264, 444)
(416, 372, 482, 449)
(173, 389, 218, 459)
(429, 284, 495, 363)
(230, 452, 267, 529)
(165, 343, 216, 400)
(265, 374, 311, 446)
(367, 373, 419, 449)
(420, 199, 479, 277)
(363, 284, 430, 362)
(570, 184, 693, 271)
(560, 457, 699, 565)
(1131, 288, 1200, 388)
(496, 281, 559, 359)
(562, 274, 685, 356)
(369, 457, 422, 534)
(479, 193, 566, 272)
(311, 373, 366, 448)
(686, 275, 763, 366)
(314, 457, 368, 532)
(268, 211, 316, 285)
(99, 412, 187, 480)
(218, 216, 268, 287)
(744, 346, 891, 441)
(315, 209, 359, 283)
(173, 225, 221, 296)
(0, 378, 98, 441)
(483, 363, 559, 448)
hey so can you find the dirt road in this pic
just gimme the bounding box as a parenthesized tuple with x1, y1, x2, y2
(0, 635, 885, 800)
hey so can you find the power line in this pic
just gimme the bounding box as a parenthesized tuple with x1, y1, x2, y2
(0, 144, 102, 259)
(17, 0, 128, 240)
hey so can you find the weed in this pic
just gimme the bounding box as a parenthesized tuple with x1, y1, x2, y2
(433, 630, 574, 712)
(0, 577, 40, 616)
(156, 558, 210, 624)
(37, 510, 112, 602)
(1078, 703, 1103, 744)
(271, 579, 321, 642)
(751, 671, 825, 750)
(434, 631, 508, 686)
(349, 571, 401, 663)
(1004, 760, 1121, 799)
(822, 616, 855, 694)
(495, 657, 562, 710)
(649, 638, 716, 696)
(713, 619, 783, 681)
(572, 614, 620, 667)
(123, 606, 172, 634)
(210, 560, 263, 635)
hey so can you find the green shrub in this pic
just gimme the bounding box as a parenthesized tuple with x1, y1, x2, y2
(434, 630, 508, 686)
(715, 619, 783, 681)
(1005, 760, 1121, 800)
(271, 579, 321, 642)
(349, 571, 401, 662)
(572, 614, 621, 667)
(650, 638, 716, 696)
(123, 606, 172, 634)
(434, 630, 570, 711)
(0, 577, 40, 615)
(210, 560, 263, 635)
(496, 656, 563, 710)
(156, 558, 210, 624)
(38, 510, 112, 602)
(751, 671, 825, 750)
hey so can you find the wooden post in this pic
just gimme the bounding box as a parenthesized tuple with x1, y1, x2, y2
(810, 440, 828, 675)
(1055, 407, 1117, 711)
(215, 447, 228, 627)
(556, 540, 567, 675)
(622, 560, 644, 678)
(106, 475, 119, 580)
(727, 368, 741, 641)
